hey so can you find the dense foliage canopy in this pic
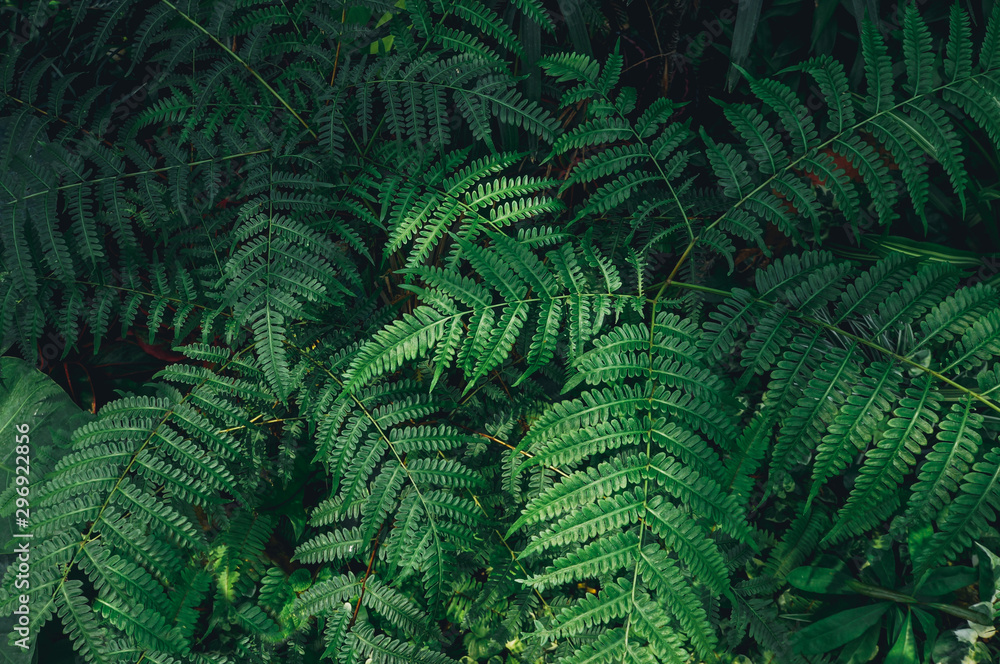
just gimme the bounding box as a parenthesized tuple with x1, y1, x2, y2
(1, 0, 999, 662)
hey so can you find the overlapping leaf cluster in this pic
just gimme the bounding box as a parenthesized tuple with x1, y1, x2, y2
(0, 1, 999, 663)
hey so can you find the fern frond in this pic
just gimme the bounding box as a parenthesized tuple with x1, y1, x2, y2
(825, 379, 942, 545)
(915, 447, 1000, 572)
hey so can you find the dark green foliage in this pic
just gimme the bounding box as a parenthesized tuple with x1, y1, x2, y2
(1, 1, 999, 663)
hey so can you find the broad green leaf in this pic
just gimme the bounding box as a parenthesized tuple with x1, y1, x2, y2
(835, 624, 881, 664)
(787, 567, 856, 595)
(884, 611, 918, 664)
(794, 602, 892, 655)
(915, 566, 977, 598)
